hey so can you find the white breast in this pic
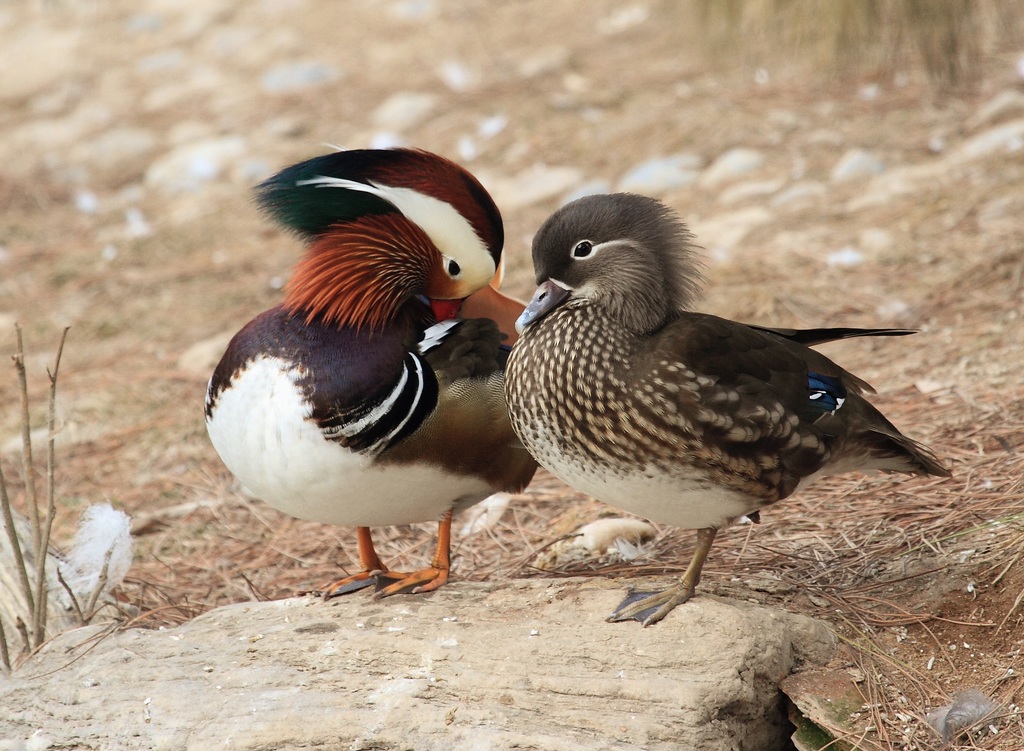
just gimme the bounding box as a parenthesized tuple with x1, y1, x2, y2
(534, 448, 755, 531)
(206, 356, 492, 526)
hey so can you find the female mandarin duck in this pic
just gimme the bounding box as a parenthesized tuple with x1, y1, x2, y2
(506, 193, 950, 625)
(206, 148, 535, 599)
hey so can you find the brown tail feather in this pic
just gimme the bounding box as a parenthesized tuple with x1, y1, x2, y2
(862, 427, 951, 478)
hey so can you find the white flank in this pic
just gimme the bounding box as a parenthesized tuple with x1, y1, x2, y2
(297, 175, 495, 296)
(525, 431, 754, 529)
(552, 462, 754, 530)
(207, 356, 491, 526)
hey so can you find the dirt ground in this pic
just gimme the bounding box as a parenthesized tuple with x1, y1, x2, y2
(1, 1, 1023, 749)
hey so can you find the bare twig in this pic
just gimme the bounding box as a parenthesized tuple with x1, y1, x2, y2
(82, 545, 114, 622)
(31, 327, 69, 646)
(55, 566, 85, 625)
(0, 452, 35, 619)
(13, 325, 40, 553)
(0, 614, 9, 675)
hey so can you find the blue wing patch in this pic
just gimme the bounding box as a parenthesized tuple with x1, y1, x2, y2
(807, 372, 847, 414)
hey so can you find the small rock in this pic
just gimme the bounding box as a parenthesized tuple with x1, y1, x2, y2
(977, 195, 1024, 235)
(858, 227, 894, 254)
(858, 83, 881, 101)
(437, 60, 478, 92)
(457, 136, 478, 161)
(926, 689, 1000, 743)
(265, 116, 308, 139)
(825, 247, 864, 268)
(770, 181, 825, 208)
(125, 13, 164, 33)
(389, 0, 436, 21)
(952, 117, 1024, 162)
(137, 49, 185, 74)
(478, 115, 508, 139)
(517, 45, 569, 78)
(178, 331, 235, 376)
(371, 92, 439, 131)
(485, 164, 584, 211)
(830, 149, 885, 182)
(617, 154, 702, 194)
(597, 5, 650, 35)
(144, 137, 247, 195)
(876, 298, 910, 321)
(73, 127, 158, 173)
(966, 90, 1024, 131)
(74, 191, 99, 215)
(0, 27, 78, 103)
(690, 207, 773, 253)
(233, 158, 273, 185)
(845, 161, 948, 212)
(782, 669, 865, 751)
(699, 148, 765, 187)
(718, 179, 785, 205)
(125, 208, 152, 238)
(369, 132, 407, 149)
(562, 180, 612, 205)
(261, 61, 340, 94)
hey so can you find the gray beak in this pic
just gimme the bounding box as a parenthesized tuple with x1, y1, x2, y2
(516, 279, 571, 334)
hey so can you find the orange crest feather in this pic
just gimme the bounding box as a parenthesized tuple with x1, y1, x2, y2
(284, 214, 438, 330)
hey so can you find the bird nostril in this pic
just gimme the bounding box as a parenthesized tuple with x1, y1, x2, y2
(539, 292, 547, 301)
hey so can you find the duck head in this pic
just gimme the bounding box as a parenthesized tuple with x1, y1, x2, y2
(258, 148, 503, 329)
(517, 193, 705, 336)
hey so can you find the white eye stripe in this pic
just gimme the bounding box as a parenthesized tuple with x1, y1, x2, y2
(296, 175, 495, 291)
(569, 239, 623, 260)
(571, 239, 594, 258)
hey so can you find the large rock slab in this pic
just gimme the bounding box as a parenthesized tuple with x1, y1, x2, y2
(0, 578, 834, 751)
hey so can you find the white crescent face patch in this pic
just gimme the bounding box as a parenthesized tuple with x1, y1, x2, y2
(296, 176, 496, 298)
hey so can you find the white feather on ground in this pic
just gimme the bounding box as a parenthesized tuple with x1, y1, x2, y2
(58, 503, 133, 605)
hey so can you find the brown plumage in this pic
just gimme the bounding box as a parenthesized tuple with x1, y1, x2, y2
(506, 193, 950, 625)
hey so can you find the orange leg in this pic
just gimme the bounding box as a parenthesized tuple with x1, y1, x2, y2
(320, 527, 389, 599)
(372, 509, 453, 600)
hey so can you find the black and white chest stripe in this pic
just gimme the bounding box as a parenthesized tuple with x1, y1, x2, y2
(312, 319, 463, 457)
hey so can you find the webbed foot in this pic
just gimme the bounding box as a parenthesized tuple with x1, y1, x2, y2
(607, 583, 695, 626)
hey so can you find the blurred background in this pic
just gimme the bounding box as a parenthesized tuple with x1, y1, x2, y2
(1, 1, 1023, 746)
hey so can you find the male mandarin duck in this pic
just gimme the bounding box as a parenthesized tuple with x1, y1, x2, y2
(206, 148, 536, 599)
(505, 193, 950, 625)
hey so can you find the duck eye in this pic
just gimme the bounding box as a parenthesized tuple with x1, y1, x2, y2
(572, 240, 593, 259)
(446, 258, 462, 277)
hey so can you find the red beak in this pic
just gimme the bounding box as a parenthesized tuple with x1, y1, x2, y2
(429, 298, 464, 321)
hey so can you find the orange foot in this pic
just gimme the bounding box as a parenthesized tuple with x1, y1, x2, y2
(319, 511, 454, 602)
(371, 566, 450, 600)
(319, 569, 387, 599)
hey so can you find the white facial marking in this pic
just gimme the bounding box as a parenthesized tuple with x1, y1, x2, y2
(297, 175, 496, 296)
(568, 239, 629, 262)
